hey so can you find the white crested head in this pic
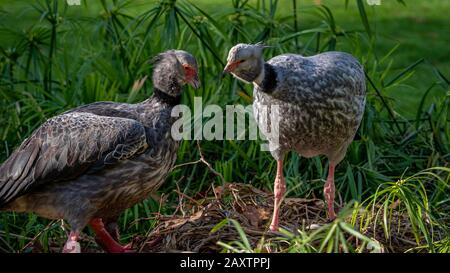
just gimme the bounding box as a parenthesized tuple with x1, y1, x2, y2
(224, 42, 269, 83)
(227, 43, 265, 63)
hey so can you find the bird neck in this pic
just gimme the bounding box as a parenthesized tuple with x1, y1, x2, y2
(253, 62, 277, 94)
(152, 69, 183, 100)
(152, 87, 181, 106)
(137, 88, 180, 124)
(138, 91, 179, 134)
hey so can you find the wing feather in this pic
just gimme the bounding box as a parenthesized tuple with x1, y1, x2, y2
(0, 112, 148, 206)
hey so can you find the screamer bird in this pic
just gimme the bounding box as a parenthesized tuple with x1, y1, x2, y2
(0, 50, 199, 253)
(224, 43, 366, 231)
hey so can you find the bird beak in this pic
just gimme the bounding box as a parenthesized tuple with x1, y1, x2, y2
(188, 74, 201, 89)
(223, 61, 238, 74)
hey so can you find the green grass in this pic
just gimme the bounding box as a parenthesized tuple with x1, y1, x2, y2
(0, 0, 448, 115)
(0, 0, 448, 253)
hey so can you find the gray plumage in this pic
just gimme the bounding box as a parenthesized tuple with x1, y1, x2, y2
(255, 52, 366, 163)
(0, 50, 199, 250)
(224, 43, 366, 228)
(226, 43, 366, 166)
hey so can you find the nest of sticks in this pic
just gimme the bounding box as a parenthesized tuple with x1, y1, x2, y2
(130, 182, 422, 253)
(21, 183, 428, 253)
(131, 183, 326, 253)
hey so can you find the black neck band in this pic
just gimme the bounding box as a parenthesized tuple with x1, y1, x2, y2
(153, 88, 181, 106)
(259, 63, 277, 94)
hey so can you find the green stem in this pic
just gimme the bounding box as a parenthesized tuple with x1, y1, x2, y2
(292, 0, 299, 50)
(365, 71, 403, 134)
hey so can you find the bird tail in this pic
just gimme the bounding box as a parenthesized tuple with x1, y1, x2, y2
(0, 137, 40, 207)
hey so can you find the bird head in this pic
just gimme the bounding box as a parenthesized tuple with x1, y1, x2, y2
(223, 42, 269, 83)
(173, 50, 201, 89)
(152, 50, 200, 97)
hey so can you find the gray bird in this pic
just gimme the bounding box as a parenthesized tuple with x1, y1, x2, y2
(0, 50, 200, 252)
(224, 43, 366, 231)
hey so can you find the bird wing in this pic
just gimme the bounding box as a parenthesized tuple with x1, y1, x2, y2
(66, 101, 139, 120)
(268, 52, 365, 100)
(0, 112, 148, 206)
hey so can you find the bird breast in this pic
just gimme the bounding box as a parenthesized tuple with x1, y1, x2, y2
(253, 52, 366, 159)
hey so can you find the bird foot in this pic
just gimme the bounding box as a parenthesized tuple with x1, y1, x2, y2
(327, 210, 337, 222)
(103, 242, 135, 253)
(90, 218, 135, 253)
(123, 242, 133, 250)
(269, 221, 280, 232)
(121, 242, 135, 253)
(63, 241, 81, 253)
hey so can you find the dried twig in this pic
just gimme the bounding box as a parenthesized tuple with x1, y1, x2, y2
(196, 141, 226, 186)
(170, 141, 227, 198)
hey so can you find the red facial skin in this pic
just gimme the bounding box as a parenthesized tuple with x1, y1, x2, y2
(223, 60, 244, 73)
(183, 64, 197, 82)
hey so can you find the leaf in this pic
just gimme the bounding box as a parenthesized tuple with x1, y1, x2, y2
(229, 219, 252, 250)
(210, 218, 230, 234)
(430, 65, 450, 87)
(356, 0, 372, 37)
(415, 83, 436, 130)
(385, 58, 424, 87)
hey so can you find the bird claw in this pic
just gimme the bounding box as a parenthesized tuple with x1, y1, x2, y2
(326, 215, 337, 224)
(327, 210, 337, 222)
(105, 242, 135, 253)
(63, 241, 81, 253)
(120, 243, 135, 253)
(123, 242, 133, 250)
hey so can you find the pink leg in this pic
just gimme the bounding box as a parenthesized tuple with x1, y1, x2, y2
(324, 163, 337, 220)
(269, 160, 286, 231)
(63, 231, 81, 253)
(90, 218, 133, 253)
